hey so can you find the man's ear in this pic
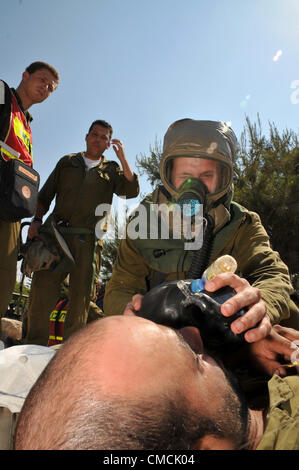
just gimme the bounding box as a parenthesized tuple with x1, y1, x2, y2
(193, 435, 235, 450)
(22, 71, 30, 82)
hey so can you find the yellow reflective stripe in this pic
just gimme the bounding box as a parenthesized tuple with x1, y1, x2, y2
(50, 310, 59, 320)
(0, 139, 21, 158)
(0, 147, 25, 162)
(13, 116, 32, 154)
(49, 335, 63, 341)
(58, 311, 67, 321)
(50, 310, 67, 321)
(1, 147, 16, 159)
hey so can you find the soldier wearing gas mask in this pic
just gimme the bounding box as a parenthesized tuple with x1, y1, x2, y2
(104, 119, 298, 343)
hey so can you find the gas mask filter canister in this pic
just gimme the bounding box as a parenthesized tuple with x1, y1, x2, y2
(174, 177, 208, 217)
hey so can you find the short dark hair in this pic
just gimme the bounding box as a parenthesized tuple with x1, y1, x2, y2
(14, 319, 249, 450)
(59, 392, 225, 450)
(88, 120, 113, 138)
(25, 62, 59, 83)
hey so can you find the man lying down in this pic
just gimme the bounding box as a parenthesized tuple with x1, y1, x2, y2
(13, 289, 299, 450)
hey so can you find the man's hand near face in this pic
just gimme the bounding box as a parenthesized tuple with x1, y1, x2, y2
(246, 324, 299, 376)
(204, 272, 271, 343)
(123, 291, 299, 379)
(123, 294, 144, 316)
(111, 139, 134, 182)
(123, 273, 272, 344)
(111, 139, 125, 162)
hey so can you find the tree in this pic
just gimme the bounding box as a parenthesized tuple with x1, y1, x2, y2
(234, 115, 299, 276)
(136, 137, 162, 188)
(99, 212, 126, 285)
(9, 279, 31, 317)
(100, 236, 121, 285)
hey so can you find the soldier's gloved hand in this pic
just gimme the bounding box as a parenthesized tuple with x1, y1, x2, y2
(204, 272, 271, 343)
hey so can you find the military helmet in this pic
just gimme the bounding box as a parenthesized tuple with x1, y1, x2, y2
(159, 119, 238, 209)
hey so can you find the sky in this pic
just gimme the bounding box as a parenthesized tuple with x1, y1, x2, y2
(1, 0, 299, 219)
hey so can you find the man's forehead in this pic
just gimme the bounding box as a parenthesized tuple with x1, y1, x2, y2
(102, 316, 186, 358)
(90, 125, 110, 135)
(33, 69, 58, 85)
(173, 156, 217, 166)
(92, 317, 190, 394)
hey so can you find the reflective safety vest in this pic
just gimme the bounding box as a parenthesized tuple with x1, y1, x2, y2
(48, 299, 68, 346)
(0, 90, 33, 167)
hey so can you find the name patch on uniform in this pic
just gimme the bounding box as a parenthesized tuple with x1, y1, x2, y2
(18, 164, 38, 181)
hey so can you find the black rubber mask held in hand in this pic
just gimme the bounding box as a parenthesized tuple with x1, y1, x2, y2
(137, 280, 247, 353)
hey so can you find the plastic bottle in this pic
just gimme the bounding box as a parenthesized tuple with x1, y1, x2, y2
(191, 255, 237, 292)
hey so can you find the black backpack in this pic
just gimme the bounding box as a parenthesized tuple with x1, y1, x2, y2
(0, 158, 40, 222)
(0, 80, 40, 222)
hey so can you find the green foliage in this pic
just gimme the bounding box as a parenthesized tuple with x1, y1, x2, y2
(234, 115, 299, 275)
(99, 212, 124, 285)
(13, 279, 31, 296)
(100, 236, 121, 285)
(136, 137, 162, 188)
(8, 279, 31, 317)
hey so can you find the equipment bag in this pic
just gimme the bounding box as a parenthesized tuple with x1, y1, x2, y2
(0, 158, 40, 222)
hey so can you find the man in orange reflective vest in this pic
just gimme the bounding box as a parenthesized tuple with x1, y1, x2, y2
(0, 62, 59, 339)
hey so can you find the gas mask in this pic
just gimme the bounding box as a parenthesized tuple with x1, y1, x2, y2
(163, 156, 233, 216)
(19, 220, 75, 278)
(137, 279, 247, 354)
(159, 119, 238, 232)
(175, 177, 208, 218)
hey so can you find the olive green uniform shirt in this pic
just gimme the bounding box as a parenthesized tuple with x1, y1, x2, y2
(257, 375, 299, 450)
(38, 152, 139, 234)
(104, 189, 294, 326)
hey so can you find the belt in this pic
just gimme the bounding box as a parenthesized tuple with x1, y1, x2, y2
(57, 226, 93, 235)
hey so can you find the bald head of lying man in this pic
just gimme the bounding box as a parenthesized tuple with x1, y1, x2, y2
(17, 313, 299, 450)
(14, 315, 260, 450)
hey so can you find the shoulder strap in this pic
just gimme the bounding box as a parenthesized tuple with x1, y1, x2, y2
(0, 80, 12, 142)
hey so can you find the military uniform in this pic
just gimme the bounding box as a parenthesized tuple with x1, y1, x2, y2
(257, 374, 299, 450)
(25, 152, 139, 345)
(0, 83, 33, 331)
(104, 191, 295, 325)
(104, 119, 297, 328)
